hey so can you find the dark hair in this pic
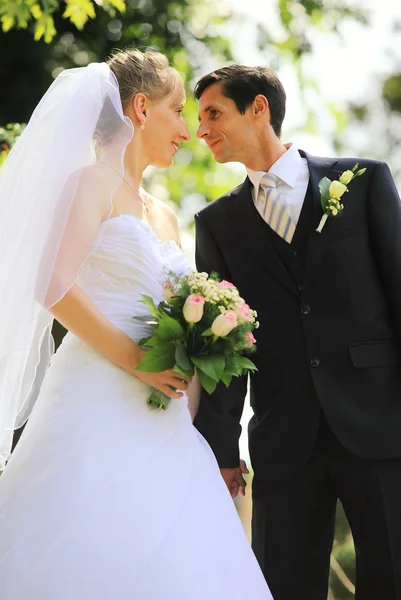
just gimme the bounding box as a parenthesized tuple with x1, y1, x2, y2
(194, 65, 286, 138)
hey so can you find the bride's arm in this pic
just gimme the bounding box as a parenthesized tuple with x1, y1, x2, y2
(50, 284, 190, 399)
(50, 283, 142, 373)
(43, 170, 190, 397)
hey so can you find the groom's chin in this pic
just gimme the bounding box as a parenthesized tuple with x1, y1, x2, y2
(211, 152, 229, 164)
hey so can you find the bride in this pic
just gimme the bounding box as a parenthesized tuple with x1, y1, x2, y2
(0, 49, 273, 599)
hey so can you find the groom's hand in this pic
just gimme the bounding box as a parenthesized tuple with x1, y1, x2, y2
(220, 459, 250, 499)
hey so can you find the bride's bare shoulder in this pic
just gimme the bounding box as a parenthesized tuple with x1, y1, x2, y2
(68, 162, 122, 219)
(145, 192, 180, 245)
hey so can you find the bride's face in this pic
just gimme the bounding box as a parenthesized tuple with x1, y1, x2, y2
(143, 84, 191, 168)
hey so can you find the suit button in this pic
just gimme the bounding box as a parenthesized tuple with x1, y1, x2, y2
(301, 304, 311, 314)
(310, 358, 320, 368)
(291, 250, 298, 258)
(298, 284, 303, 292)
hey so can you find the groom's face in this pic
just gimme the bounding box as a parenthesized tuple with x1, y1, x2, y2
(196, 82, 255, 164)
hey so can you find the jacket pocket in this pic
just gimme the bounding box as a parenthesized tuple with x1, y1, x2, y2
(327, 219, 368, 242)
(348, 340, 400, 368)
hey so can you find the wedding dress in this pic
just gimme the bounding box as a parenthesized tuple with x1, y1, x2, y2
(0, 214, 272, 599)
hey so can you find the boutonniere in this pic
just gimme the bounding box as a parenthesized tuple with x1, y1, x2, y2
(316, 163, 367, 233)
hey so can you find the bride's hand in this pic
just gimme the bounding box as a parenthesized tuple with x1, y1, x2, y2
(135, 369, 191, 398)
(133, 351, 192, 398)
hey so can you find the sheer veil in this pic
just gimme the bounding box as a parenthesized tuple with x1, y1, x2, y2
(0, 62, 133, 469)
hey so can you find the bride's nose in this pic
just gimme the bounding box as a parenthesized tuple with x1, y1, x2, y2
(179, 122, 191, 141)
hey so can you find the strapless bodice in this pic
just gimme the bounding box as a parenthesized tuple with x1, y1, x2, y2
(77, 214, 191, 341)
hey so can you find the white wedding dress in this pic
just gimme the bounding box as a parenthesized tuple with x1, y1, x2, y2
(0, 214, 272, 599)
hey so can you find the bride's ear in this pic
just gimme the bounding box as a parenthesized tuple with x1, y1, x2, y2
(131, 93, 148, 128)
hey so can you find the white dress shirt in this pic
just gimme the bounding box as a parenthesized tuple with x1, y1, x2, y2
(246, 144, 309, 226)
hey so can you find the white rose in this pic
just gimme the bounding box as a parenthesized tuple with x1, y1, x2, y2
(183, 294, 205, 323)
(211, 311, 238, 337)
(162, 282, 175, 303)
(329, 180, 347, 199)
(339, 170, 354, 185)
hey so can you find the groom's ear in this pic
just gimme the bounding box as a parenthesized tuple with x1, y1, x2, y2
(252, 94, 269, 118)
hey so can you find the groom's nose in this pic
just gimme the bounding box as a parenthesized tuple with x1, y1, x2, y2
(196, 121, 209, 139)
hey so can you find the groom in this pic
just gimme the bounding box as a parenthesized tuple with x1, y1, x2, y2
(193, 65, 401, 600)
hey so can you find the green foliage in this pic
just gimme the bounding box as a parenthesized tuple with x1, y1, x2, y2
(135, 342, 176, 372)
(157, 312, 185, 341)
(330, 503, 356, 599)
(318, 176, 331, 210)
(191, 355, 225, 382)
(174, 344, 193, 374)
(0, 0, 239, 207)
(263, 0, 369, 63)
(197, 369, 217, 394)
(0, 0, 126, 41)
(62, 0, 96, 31)
(0, 122, 25, 166)
(382, 73, 401, 114)
(0, 0, 38, 32)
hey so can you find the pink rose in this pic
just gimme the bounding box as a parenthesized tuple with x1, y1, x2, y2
(218, 280, 236, 289)
(244, 331, 256, 347)
(236, 303, 253, 323)
(211, 311, 238, 337)
(162, 281, 175, 303)
(183, 294, 205, 323)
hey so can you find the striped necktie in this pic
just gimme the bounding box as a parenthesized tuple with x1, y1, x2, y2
(257, 173, 295, 243)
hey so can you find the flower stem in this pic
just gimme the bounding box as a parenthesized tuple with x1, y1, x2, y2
(316, 213, 328, 233)
(147, 389, 171, 410)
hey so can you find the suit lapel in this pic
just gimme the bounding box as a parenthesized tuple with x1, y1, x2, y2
(302, 151, 339, 287)
(227, 178, 299, 297)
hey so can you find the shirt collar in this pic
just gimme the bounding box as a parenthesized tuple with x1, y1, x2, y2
(246, 144, 303, 192)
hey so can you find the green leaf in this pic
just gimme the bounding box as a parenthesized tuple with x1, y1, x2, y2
(157, 312, 185, 341)
(220, 373, 233, 387)
(201, 328, 214, 336)
(173, 363, 194, 379)
(225, 356, 258, 375)
(138, 335, 158, 347)
(224, 357, 242, 375)
(63, 0, 96, 30)
(139, 295, 160, 317)
(191, 355, 225, 382)
(352, 163, 359, 172)
(133, 315, 157, 323)
(175, 344, 192, 372)
(107, 0, 126, 12)
(135, 343, 175, 372)
(197, 369, 217, 395)
(318, 177, 331, 209)
(1, 15, 15, 32)
(235, 357, 258, 372)
(356, 168, 366, 176)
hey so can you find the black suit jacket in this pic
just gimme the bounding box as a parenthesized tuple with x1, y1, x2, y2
(194, 151, 401, 488)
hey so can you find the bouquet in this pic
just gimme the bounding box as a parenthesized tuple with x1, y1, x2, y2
(133, 271, 259, 409)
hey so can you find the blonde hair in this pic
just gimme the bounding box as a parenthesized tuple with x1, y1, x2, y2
(107, 48, 182, 108)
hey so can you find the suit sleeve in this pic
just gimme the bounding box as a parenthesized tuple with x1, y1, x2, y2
(368, 161, 401, 342)
(193, 212, 247, 468)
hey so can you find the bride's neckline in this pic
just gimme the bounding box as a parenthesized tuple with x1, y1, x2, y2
(100, 213, 179, 249)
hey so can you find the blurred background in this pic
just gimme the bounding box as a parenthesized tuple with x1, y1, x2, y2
(1, 0, 400, 597)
